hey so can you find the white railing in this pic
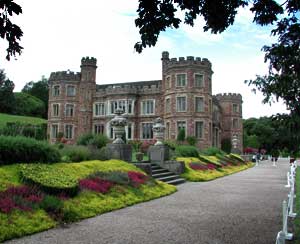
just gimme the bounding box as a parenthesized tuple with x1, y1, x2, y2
(275, 161, 297, 244)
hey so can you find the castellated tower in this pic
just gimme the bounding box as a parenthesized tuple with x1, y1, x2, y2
(161, 51, 214, 149)
(78, 57, 97, 136)
(47, 57, 97, 144)
(215, 93, 243, 153)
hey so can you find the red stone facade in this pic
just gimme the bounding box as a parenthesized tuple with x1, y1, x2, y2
(47, 52, 243, 152)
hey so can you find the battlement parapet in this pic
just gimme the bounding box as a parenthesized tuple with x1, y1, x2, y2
(49, 70, 81, 82)
(81, 56, 97, 67)
(96, 82, 162, 95)
(164, 56, 211, 70)
(214, 93, 242, 101)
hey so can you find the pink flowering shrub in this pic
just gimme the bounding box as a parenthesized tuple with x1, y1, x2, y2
(189, 162, 208, 171)
(140, 140, 156, 153)
(128, 171, 148, 186)
(0, 185, 44, 214)
(79, 178, 114, 193)
(206, 163, 216, 170)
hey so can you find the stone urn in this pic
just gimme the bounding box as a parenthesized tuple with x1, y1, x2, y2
(109, 108, 127, 144)
(153, 117, 165, 146)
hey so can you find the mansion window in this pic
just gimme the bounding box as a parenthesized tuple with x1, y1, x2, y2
(195, 97, 204, 112)
(94, 124, 104, 134)
(65, 124, 73, 139)
(176, 96, 186, 112)
(233, 104, 238, 113)
(165, 98, 171, 113)
(109, 100, 133, 114)
(94, 103, 105, 116)
(126, 123, 133, 140)
(51, 124, 59, 139)
(66, 85, 76, 96)
(141, 123, 153, 139)
(195, 74, 204, 88)
(176, 74, 186, 87)
(177, 121, 186, 137)
(233, 118, 239, 129)
(141, 100, 155, 115)
(195, 121, 203, 139)
(65, 104, 74, 117)
(166, 122, 170, 139)
(52, 85, 60, 96)
(165, 76, 171, 89)
(52, 104, 59, 117)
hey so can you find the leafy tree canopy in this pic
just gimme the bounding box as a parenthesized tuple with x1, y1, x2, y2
(14, 92, 45, 118)
(22, 76, 49, 118)
(0, 69, 15, 113)
(0, 0, 23, 60)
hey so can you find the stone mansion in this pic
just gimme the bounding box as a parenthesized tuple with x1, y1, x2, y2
(47, 52, 243, 152)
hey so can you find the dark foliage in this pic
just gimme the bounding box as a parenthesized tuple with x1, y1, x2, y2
(0, 69, 15, 113)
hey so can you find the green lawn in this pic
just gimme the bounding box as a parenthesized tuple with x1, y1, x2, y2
(0, 113, 46, 128)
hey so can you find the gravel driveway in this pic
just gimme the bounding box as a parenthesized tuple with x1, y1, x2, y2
(7, 160, 290, 244)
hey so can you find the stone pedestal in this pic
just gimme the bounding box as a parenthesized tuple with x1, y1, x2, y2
(148, 145, 169, 166)
(106, 143, 132, 162)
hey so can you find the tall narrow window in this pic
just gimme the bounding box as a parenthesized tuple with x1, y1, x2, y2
(233, 104, 238, 113)
(52, 85, 60, 96)
(141, 100, 155, 115)
(233, 119, 239, 129)
(141, 123, 153, 139)
(176, 96, 186, 112)
(165, 98, 171, 113)
(166, 76, 171, 89)
(94, 124, 104, 134)
(66, 85, 76, 96)
(128, 100, 133, 114)
(177, 121, 186, 137)
(195, 121, 203, 139)
(51, 124, 59, 138)
(52, 104, 59, 117)
(166, 122, 170, 139)
(209, 122, 212, 141)
(195, 74, 204, 87)
(127, 123, 132, 140)
(176, 74, 186, 87)
(94, 103, 105, 116)
(65, 124, 73, 139)
(195, 97, 204, 112)
(65, 104, 74, 117)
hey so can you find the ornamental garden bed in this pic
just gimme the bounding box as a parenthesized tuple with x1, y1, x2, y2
(178, 154, 254, 182)
(0, 160, 176, 242)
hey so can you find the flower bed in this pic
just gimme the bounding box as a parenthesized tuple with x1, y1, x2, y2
(0, 160, 176, 242)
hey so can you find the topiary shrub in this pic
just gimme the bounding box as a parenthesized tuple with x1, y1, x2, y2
(164, 140, 178, 150)
(0, 135, 60, 165)
(201, 147, 226, 156)
(60, 145, 91, 162)
(40, 195, 63, 213)
(175, 145, 199, 157)
(89, 134, 109, 149)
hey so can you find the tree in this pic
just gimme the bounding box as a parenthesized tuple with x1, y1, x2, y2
(22, 76, 49, 118)
(0, 69, 15, 113)
(13, 92, 45, 118)
(0, 0, 23, 60)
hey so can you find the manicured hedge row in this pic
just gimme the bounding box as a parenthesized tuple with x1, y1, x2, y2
(0, 136, 60, 165)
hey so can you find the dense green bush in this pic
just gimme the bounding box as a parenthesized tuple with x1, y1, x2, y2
(89, 146, 109, 161)
(128, 140, 142, 152)
(175, 145, 199, 157)
(77, 133, 109, 149)
(177, 128, 186, 142)
(201, 147, 226, 156)
(186, 136, 197, 146)
(60, 145, 91, 162)
(0, 135, 60, 165)
(164, 140, 178, 150)
(40, 195, 64, 213)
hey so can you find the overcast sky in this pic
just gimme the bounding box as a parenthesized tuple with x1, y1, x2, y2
(1, 0, 288, 119)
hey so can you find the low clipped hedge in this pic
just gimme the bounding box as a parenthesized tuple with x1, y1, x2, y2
(0, 136, 60, 165)
(20, 164, 79, 196)
(175, 145, 199, 157)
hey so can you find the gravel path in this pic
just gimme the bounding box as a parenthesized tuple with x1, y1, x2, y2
(7, 160, 290, 244)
